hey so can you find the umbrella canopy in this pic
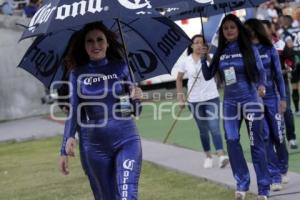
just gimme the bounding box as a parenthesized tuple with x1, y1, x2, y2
(20, 0, 184, 39)
(159, 0, 292, 20)
(18, 17, 191, 88)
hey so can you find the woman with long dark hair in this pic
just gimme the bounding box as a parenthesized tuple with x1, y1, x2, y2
(245, 18, 289, 192)
(59, 22, 143, 200)
(200, 14, 270, 200)
(176, 34, 228, 169)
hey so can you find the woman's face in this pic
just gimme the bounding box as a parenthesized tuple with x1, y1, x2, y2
(85, 29, 109, 61)
(294, 8, 300, 22)
(191, 36, 204, 54)
(222, 20, 239, 42)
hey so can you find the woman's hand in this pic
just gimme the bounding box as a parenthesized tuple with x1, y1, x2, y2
(130, 86, 143, 100)
(60, 137, 76, 175)
(59, 156, 69, 175)
(258, 85, 266, 97)
(279, 100, 287, 114)
(65, 137, 76, 157)
(200, 45, 209, 59)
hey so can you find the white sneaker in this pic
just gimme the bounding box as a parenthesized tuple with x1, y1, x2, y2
(289, 139, 298, 149)
(256, 195, 268, 200)
(235, 191, 246, 200)
(282, 174, 289, 184)
(203, 157, 213, 168)
(218, 155, 229, 168)
(271, 183, 282, 191)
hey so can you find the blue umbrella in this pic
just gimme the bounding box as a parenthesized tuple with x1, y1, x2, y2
(160, 0, 292, 20)
(20, 0, 184, 39)
(159, 0, 294, 44)
(18, 17, 191, 88)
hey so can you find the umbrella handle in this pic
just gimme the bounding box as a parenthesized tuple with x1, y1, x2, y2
(200, 10, 206, 44)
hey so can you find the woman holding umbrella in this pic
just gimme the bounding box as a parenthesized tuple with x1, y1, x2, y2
(59, 22, 143, 200)
(200, 14, 270, 200)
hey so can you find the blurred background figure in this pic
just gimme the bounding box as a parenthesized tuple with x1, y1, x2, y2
(292, 6, 300, 27)
(40, 88, 55, 105)
(256, 0, 282, 23)
(23, 0, 39, 18)
(0, 0, 13, 15)
(279, 15, 300, 117)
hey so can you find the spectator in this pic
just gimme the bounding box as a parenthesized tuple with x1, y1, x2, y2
(176, 34, 229, 169)
(279, 15, 300, 116)
(292, 7, 300, 27)
(0, 0, 13, 15)
(23, 0, 39, 18)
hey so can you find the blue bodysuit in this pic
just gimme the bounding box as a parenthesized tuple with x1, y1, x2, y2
(60, 58, 142, 200)
(257, 44, 289, 184)
(202, 41, 270, 196)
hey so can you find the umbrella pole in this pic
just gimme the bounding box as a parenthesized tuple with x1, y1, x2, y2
(163, 11, 206, 144)
(163, 106, 185, 143)
(200, 11, 206, 44)
(163, 63, 204, 144)
(115, 18, 136, 84)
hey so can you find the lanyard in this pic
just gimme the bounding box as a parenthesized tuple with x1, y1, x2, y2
(192, 57, 202, 79)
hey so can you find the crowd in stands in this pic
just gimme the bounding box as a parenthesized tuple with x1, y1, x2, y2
(0, 0, 40, 17)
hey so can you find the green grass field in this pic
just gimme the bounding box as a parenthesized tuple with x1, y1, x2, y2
(0, 137, 256, 200)
(0, 96, 299, 199)
(135, 99, 300, 173)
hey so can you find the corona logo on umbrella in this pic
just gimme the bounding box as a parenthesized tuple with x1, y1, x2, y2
(21, 0, 188, 39)
(19, 16, 191, 88)
(117, 0, 152, 9)
(28, 0, 108, 32)
(129, 50, 157, 79)
(194, 0, 214, 4)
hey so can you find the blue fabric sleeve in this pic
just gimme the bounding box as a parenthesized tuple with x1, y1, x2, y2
(253, 46, 267, 86)
(271, 47, 286, 100)
(60, 71, 79, 155)
(201, 58, 218, 80)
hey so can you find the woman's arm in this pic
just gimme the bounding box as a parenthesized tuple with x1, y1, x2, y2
(201, 46, 219, 80)
(60, 71, 79, 156)
(176, 72, 186, 109)
(271, 47, 286, 100)
(271, 47, 287, 113)
(253, 47, 267, 97)
(254, 47, 267, 84)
